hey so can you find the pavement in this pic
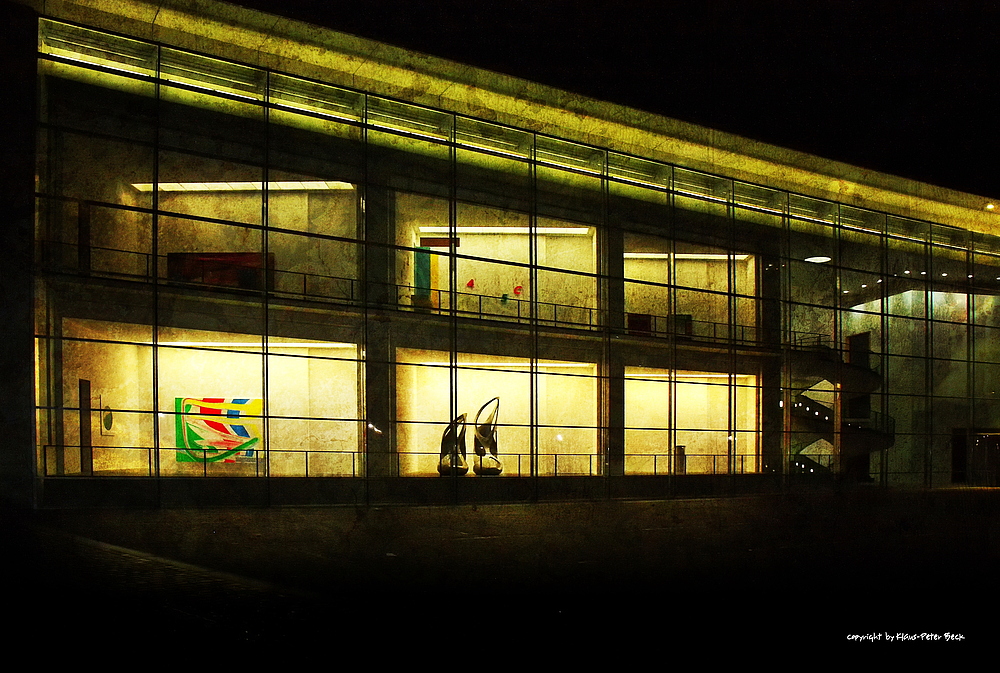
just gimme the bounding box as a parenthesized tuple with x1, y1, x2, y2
(5, 487, 996, 650)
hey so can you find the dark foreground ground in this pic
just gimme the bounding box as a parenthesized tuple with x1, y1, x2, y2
(5, 486, 995, 652)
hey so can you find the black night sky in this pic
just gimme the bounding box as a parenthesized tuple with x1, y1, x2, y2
(232, 0, 1000, 200)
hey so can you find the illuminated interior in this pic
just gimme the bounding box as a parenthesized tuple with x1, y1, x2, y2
(28, 15, 1000, 500)
(43, 319, 361, 477)
(625, 368, 758, 475)
(395, 349, 597, 476)
(394, 194, 597, 326)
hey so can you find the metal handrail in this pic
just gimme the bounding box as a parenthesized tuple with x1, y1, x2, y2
(844, 410, 896, 440)
(39, 239, 840, 345)
(400, 451, 595, 476)
(624, 452, 758, 475)
(42, 444, 362, 477)
(399, 283, 601, 329)
(628, 311, 758, 343)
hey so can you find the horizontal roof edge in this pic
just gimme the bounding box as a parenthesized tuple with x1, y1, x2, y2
(21, 0, 1000, 236)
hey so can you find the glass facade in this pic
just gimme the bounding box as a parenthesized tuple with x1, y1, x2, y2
(31, 18, 1000, 503)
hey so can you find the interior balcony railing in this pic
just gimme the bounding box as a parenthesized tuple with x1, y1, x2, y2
(43, 446, 763, 478)
(41, 445, 597, 478)
(37, 239, 361, 302)
(403, 451, 760, 476)
(38, 238, 778, 342)
(626, 311, 757, 344)
(41, 445, 772, 477)
(42, 444, 364, 477)
(624, 452, 759, 475)
(790, 331, 835, 349)
(271, 268, 357, 302)
(401, 451, 538, 476)
(397, 283, 601, 330)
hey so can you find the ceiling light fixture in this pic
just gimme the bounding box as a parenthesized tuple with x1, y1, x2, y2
(132, 181, 355, 192)
(419, 226, 590, 235)
(158, 341, 356, 348)
(624, 253, 751, 261)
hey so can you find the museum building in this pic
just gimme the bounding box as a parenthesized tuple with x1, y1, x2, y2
(4, 0, 1000, 508)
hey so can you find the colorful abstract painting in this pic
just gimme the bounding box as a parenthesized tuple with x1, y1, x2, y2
(175, 397, 262, 463)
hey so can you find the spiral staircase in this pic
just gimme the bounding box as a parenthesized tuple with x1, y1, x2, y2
(789, 332, 894, 481)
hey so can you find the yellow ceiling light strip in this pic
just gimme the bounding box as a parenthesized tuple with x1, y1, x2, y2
(418, 226, 590, 235)
(625, 373, 756, 379)
(624, 253, 751, 261)
(410, 362, 596, 368)
(131, 181, 355, 192)
(157, 341, 356, 348)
